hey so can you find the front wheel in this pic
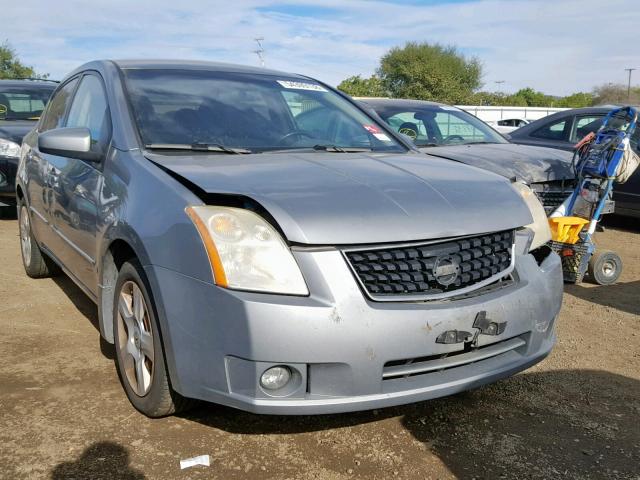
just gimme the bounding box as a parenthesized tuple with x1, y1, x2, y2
(587, 250, 622, 285)
(113, 260, 195, 417)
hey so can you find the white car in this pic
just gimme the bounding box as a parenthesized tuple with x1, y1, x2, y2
(487, 118, 531, 134)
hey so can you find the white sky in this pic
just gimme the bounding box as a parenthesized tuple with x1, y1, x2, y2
(3, 0, 639, 95)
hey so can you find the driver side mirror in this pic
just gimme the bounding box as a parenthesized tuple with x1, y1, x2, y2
(38, 127, 102, 162)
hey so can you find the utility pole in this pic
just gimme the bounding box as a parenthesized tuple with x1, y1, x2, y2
(494, 80, 505, 93)
(254, 37, 265, 67)
(624, 68, 635, 101)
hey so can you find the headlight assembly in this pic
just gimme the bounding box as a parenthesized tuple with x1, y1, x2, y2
(0, 138, 21, 159)
(186, 206, 309, 295)
(511, 182, 551, 251)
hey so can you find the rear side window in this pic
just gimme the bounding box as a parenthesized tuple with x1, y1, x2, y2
(531, 119, 569, 141)
(40, 78, 79, 131)
(66, 75, 111, 153)
(570, 115, 603, 142)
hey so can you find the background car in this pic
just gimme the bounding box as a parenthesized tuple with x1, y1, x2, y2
(0, 79, 56, 216)
(359, 98, 575, 214)
(508, 107, 640, 218)
(486, 118, 531, 134)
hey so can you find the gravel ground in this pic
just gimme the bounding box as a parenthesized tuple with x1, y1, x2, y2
(0, 215, 638, 480)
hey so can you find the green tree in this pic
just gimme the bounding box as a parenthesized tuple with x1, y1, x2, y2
(377, 42, 482, 104)
(0, 41, 48, 79)
(511, 87, 554, 107)
(556, 92, 594, 108)
(337, 75, 386, 97)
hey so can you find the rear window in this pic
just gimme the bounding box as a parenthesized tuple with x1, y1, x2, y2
(0, 86, 55, 120)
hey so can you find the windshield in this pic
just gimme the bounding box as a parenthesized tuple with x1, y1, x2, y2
(0, 85, 55, 120)
(371, 104, 508, 147)
(123, 69, 405, 153)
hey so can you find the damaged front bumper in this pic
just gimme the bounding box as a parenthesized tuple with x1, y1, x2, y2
(145, 247, 563, 415)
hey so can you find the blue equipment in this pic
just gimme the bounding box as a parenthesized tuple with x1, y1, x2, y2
(550, 106, 639, 284)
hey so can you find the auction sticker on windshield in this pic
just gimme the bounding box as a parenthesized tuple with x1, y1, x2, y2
(277, 80, 327, 92)
(363, 124, 391, 141)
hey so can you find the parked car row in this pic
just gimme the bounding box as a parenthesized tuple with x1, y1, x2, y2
(13, 59, 564, 417)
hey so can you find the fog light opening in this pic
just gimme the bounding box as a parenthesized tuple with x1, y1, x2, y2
(260, 366, 292, 391)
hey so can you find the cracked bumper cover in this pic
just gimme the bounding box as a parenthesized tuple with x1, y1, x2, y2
(144, 248, 563, 414)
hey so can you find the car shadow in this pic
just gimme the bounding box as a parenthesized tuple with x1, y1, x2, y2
(601, 214, 640, 233)
(565, 280, 640, 316)
(50, 441, 145, 479)
(180, 369, 639, 479)
(52, 275, 115, 360)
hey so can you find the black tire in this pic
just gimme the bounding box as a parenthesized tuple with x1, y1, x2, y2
(18, 201, 59, 278)
(113, 260, 195, 417)
(587, 250, 623, 285)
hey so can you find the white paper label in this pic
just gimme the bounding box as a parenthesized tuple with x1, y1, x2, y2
(277, 80, 327, 92)
(373, 133, 391, 141)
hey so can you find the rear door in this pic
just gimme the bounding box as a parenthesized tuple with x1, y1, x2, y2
(26, 77, 79, 245)
(48, 73, 111, 294)
(614, 128, 640, 216)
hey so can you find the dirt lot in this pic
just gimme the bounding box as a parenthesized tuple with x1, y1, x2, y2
(0, 216, 638, 480)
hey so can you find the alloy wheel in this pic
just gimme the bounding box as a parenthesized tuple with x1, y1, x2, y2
(117, 281, 155, 396)
(19, 206, 32, 268)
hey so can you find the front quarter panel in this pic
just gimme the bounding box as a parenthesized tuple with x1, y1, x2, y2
(98, 148, 212, 284)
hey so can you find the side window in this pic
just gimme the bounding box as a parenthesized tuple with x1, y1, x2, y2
(570, 115, 603, 142)
(66, 75, 111, 153)
(434, 112, 485, 141)
(39, 78, 79, 131)
(531, 119, 569, 141)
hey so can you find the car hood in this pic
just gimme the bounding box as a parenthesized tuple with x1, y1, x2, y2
(0, 120, 36, 144)
(421, 143, 575, 184)
(146, 151, 532, 245)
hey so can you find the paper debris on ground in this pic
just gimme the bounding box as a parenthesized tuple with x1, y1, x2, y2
(180, 454, 210, 469)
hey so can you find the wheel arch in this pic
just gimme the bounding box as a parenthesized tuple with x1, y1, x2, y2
(97, 220, 153, 344)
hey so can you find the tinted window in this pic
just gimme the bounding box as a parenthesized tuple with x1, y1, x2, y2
(66, 75, 111, 152)
(123, 69, 403, 152)
(378, 106, 506, 147)
(571, 115, 603, 142)
(531, 119, 568, 141)
(40, 78, 79, 132)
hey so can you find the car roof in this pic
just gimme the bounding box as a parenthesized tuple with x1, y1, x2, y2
(0, 79, 57, 89)
(111, 59, 309, 79)
(356, 97, 447, 108)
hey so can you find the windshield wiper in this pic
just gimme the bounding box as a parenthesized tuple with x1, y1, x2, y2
(464, 141, 497, 145)
(312, 145, 371, 153)
(416, 143, 440, 148)
(145, 143, 252, 154)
